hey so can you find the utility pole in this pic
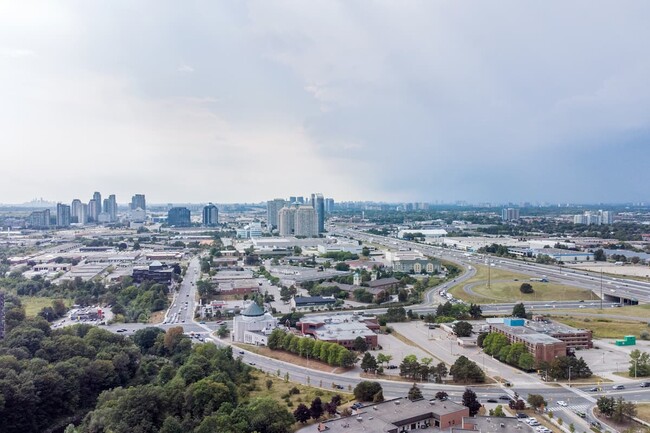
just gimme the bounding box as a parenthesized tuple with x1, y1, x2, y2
(600, 267, 603, 310)
(568, 366, 573, 385)
(487, 258, 491, 290)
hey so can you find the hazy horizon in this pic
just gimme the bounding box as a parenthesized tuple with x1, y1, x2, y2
(2, 1, 649, 204)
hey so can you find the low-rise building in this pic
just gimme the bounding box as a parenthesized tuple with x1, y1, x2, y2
(296, 313, 380, 350)
(316, 397, 469, 432)
(386, 250, 441, 274)
(132, 261, 174, 284)
(217, 279, 259, 295)
(489, 322, 567, 364)
(232, 302, 277, 345)
(290, 295, 337, 311)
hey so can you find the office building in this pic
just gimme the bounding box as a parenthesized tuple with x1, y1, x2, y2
(202, 203, 219, 226)
(27, 209, 51, 229)
(131, 194, 146, 211)
(56, 203, 71, 227)
(0, 292, 4, 340)
(295, 205, 318, 237)
(325, 197, 335, 213)
(501, 208, 520, 221)
(167, 207, 191, 226)
(132, 261, 174, 284)
(312, 192, 325, 233)
(266, 198, 286, 229)
(278, 206, 296, 236)
(92, 192, 102, 221)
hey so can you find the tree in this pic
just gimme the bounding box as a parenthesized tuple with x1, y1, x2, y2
(432, 362, 448, 383)
(462, 388, 481, 416)
(493, 405, 505, 417)
(612, 397, 637, 423)
(310, 397, 324, 420)
(594, 249, 606, 261)
(361, 247, 370, 257)
(408, 383, 423, 401)
(377, 353, 391, 367)
(399, 354, 420, 380)
(450, 356, 485, 383)
(512, 303, 527, 318)
(519, 283, 534, 294)
(629, 350, 650, 377)
(469, 304, 482, 319)
(216, 324, 229, 338)
(527, 394, 547, 411)
(435, 391, 448, 400)
(353, 381, 383, 401)
(360, 353, 378, 373)
(246, 397, 294, 433)
(353, 336, 368, 352)
(453, 321, 473, 337)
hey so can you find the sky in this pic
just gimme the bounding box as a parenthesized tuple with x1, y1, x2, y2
(1, 1, 649, 205)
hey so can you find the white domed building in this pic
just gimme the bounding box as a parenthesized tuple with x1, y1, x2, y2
(232, 302, 278, 345)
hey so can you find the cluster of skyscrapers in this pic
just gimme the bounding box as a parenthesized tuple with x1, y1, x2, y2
(573, 210, 614, 225)
(27, 192, 146, 228)
(167, 203, 219, 227)
(267, 193, 333, 237)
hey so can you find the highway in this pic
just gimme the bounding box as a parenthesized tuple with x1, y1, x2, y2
(330, 225, 650, 307)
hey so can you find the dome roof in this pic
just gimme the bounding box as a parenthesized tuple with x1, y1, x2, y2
(242, 302, 265, 317)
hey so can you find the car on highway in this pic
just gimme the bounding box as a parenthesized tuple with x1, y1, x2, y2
(641, 382, 650, 388)
(116, 328, 128, 332)
(587, 387, 599, 392)
(498, 395, 512, 401)
(486, 399, 498, 403)
(613, 385, 625, 390)
(238, 350, 245, 355)
(333, 384, 345, 389)
(557, 400, 567, 407)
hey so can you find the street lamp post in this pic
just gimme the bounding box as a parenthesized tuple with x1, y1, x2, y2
(568, 366, 573, 385)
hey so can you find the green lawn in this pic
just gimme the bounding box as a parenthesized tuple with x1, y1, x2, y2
(549, 304, 650, 319)
(449, 264, 594, 303)
(552, 316, 649, 339)
(20, 297, 71, 317)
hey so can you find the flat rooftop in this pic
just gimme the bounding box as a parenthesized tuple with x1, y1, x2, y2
(490, 323, 563, 345)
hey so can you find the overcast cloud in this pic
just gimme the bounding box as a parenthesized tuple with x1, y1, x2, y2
(1, 1, 648, 204)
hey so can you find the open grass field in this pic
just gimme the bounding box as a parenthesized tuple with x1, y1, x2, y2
(248, 371, 353, 431)
(548, 304, 650, 319)
(552, 316, 649, 339)
(20, 297, 72, 317)
(449, 264, 594, 303)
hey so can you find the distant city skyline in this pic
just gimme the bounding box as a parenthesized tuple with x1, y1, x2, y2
(1, 2, 649, 204)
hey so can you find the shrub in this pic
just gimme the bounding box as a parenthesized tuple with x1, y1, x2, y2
(640, 331, 650, 340)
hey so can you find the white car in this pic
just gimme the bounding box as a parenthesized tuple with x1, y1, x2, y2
(557, 400, 568, 407)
